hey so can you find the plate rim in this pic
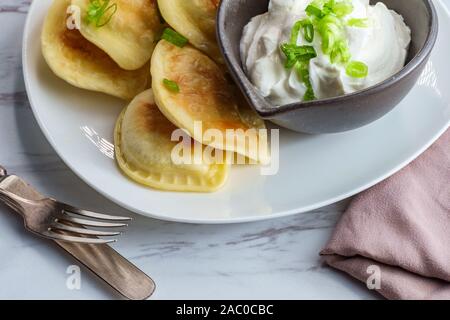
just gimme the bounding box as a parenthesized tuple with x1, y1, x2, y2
(22, 0, 450, 224)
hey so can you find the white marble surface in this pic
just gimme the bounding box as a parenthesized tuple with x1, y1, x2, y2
(4, 0, 446, 300)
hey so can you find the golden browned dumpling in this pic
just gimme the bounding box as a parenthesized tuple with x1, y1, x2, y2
(157, 0, 223, 64)
(41, 0, 149, 100)
(115, 89, 229, 192)
(72, 0, 164, 70)
(151, 40, 268, 163)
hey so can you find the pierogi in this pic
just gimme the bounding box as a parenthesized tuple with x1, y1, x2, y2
(151, 40, 269, 164)
(41, 0, 149, 100)
(115, 89, 229, 192)
(72, 0, 164, 70)
(157, 0, 223, 64)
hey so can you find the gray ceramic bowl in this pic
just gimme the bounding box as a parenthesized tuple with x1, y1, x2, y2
(217, 0, 438, 133)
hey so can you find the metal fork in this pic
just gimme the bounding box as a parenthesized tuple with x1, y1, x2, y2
(0, 166, 131, 245)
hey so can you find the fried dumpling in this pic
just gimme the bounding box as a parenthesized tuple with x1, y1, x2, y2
(151, 40, 269, 163)
(115, 89, 229, 192)
(157, 0, 223, 64)
(72, 0, 164, 70)
(41, 0, 149, 100)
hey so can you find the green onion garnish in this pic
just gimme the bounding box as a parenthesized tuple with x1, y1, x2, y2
(305, 4, 324, 18)
(161, 28, 188, 48)
(347, 18, 369, 28)
(320, 30, 335, 54)
(285, 17, 318, 101)
(296, 62, 310, 83)
(280, 44, 317, 68)
(295, 62, 316, 101)
(303, 23, 315, 43)
(331, 1, 353, 17)
(303, 86, 316, 101)
(346, 61, 368, 78)
(86, 0, 117, 28)
(307, 0, 355, 66)
(163, 79, 180, 93)
(330, 40, 351, 64)
(290, 19, 315, 44)
(317, 17, 344, 56)
(282, 0, 370, 102)
(290, 21, 303, 44)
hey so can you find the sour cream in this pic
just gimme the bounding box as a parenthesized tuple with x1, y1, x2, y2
(240, 0, 411, 106)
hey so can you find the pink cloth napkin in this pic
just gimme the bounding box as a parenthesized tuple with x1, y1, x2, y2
(320, 129, 450, 300)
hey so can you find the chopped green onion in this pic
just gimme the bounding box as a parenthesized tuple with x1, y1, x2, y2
(295, 62, 316, 101)
(303, 87, 316, 101)
(317, 18, 343, 54)
(346, 61, 368, 78)
(323, 0, 337, 13)
(163, 79, 180, 92)
(280, 42, 317, 100)
(303, 23, 315, 43)
(320, 30, 335, 54)
(330, 40, 351, 64)
(296, 62, 309, 83)
(305, 5, 324, 18)
(86, 0, 117, 28)
(161, 28, 188, 47)
(318, 14, 342, 27)
(290, 19, 315, 44)
(331, 1, 353, 17)
(290, 20, 303, 44)
(347, 18, 369, 28)
(280, 44, 317, 68)
(282, 0, 370, 101)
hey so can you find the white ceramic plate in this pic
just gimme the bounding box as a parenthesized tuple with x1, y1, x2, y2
(23, 0, 450, 224)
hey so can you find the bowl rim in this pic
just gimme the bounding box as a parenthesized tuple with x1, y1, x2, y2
(217, 0, 439, 118)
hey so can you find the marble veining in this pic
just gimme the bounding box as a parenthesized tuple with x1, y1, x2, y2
(0, 0, 419, 299)
(0, 0, 31, 14)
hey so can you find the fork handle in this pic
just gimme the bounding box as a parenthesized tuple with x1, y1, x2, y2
(0, 168, 27, 217)
(0, 188, 27, 216)
(0, 165, 7, 178)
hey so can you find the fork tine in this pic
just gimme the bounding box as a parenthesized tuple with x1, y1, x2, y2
(51, 222, 122, 237)
(62, 205, 131, 222)
(42, 230, 117, 244)
(56, 216, 128, 228)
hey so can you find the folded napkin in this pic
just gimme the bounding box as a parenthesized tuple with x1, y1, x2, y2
(321, 129, 450, 300)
